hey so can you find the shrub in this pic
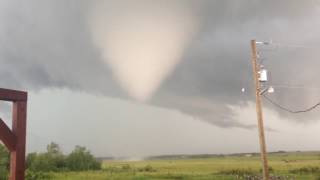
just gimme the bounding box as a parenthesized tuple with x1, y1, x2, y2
(25, 170, 52, 180)
(27, 142, 100, 172)
(138, 165, 156, 172)
(289, 166, 320, 174)
(121, 164, 132, 171)
(259, 166, 274, 173)
(0, 169, 8, 180)
(0, 144, 9, 180)
(65, 146, 101, 171)
(27, 142, 66, 172)
(218, 168, 257, 176)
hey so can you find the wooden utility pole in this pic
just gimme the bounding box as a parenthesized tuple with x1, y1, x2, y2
(250, 40, 269, 180)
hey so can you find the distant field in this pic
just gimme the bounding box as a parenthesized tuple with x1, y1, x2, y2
(47, 152, 320, 180)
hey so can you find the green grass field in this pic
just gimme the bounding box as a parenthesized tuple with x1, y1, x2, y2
(44, 152, 320, 180)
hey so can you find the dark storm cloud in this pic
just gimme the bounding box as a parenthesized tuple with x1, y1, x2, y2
(0, 0, 125, 96)
(1, 0, 320, 128)
(154, 0, 320, 125)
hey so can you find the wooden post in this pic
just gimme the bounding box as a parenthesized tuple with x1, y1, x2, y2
(0, 88, 27, 180)
(250, 40, 269, 180)
(10, 101, 27, 180)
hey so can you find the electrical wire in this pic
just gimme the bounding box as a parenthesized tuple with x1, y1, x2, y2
(272, 85, 320, 90)
(255, 40, 320, 113)
(274, 43, 320, 49)
(257, 42, 320, 49)
(262, 94, 320, 113)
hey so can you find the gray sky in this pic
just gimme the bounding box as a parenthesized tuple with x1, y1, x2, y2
(1, 0, 320, 157)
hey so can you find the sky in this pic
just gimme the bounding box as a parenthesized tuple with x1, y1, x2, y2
(1, 0, 320, 157)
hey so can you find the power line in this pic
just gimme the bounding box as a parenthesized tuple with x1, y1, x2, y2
(271, 85, 320, 90)
(257, 41, 320, 49)
(262, 94, 320, 113)
(271, 44, 318, 49)
(255, 41, 320, 114)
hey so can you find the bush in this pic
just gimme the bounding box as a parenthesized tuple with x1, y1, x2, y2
(27, 142, 100, 172)
(138, 165, 156, 172)
(259, 166, 274, 173)
(121, 164, 132, 171)
(289, 166, 320, 174)
(65, 146, 101, 171)
(218, 168, 257, 176)
(25, 170, 52, 180)
(0, 169, 8, 180)
(27, 142, 66, 172)
(0, 144, 9, 180)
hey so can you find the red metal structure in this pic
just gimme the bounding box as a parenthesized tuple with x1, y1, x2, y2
(0, 88, 27, 180)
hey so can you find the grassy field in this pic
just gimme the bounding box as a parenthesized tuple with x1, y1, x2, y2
(44, 152, 320, 180)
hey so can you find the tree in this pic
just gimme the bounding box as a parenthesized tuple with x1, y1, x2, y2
(45, 142, 66, 169)
(26, 143, 101, 172)
(27, 142, 66, 172)
(46, 142, 61, 155)
(66, 145, 101, 171)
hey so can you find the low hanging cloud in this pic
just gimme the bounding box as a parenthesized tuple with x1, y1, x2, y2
(0, 0, 320, 129)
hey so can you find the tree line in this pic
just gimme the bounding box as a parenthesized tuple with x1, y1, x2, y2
(0, 142, 101, 179)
